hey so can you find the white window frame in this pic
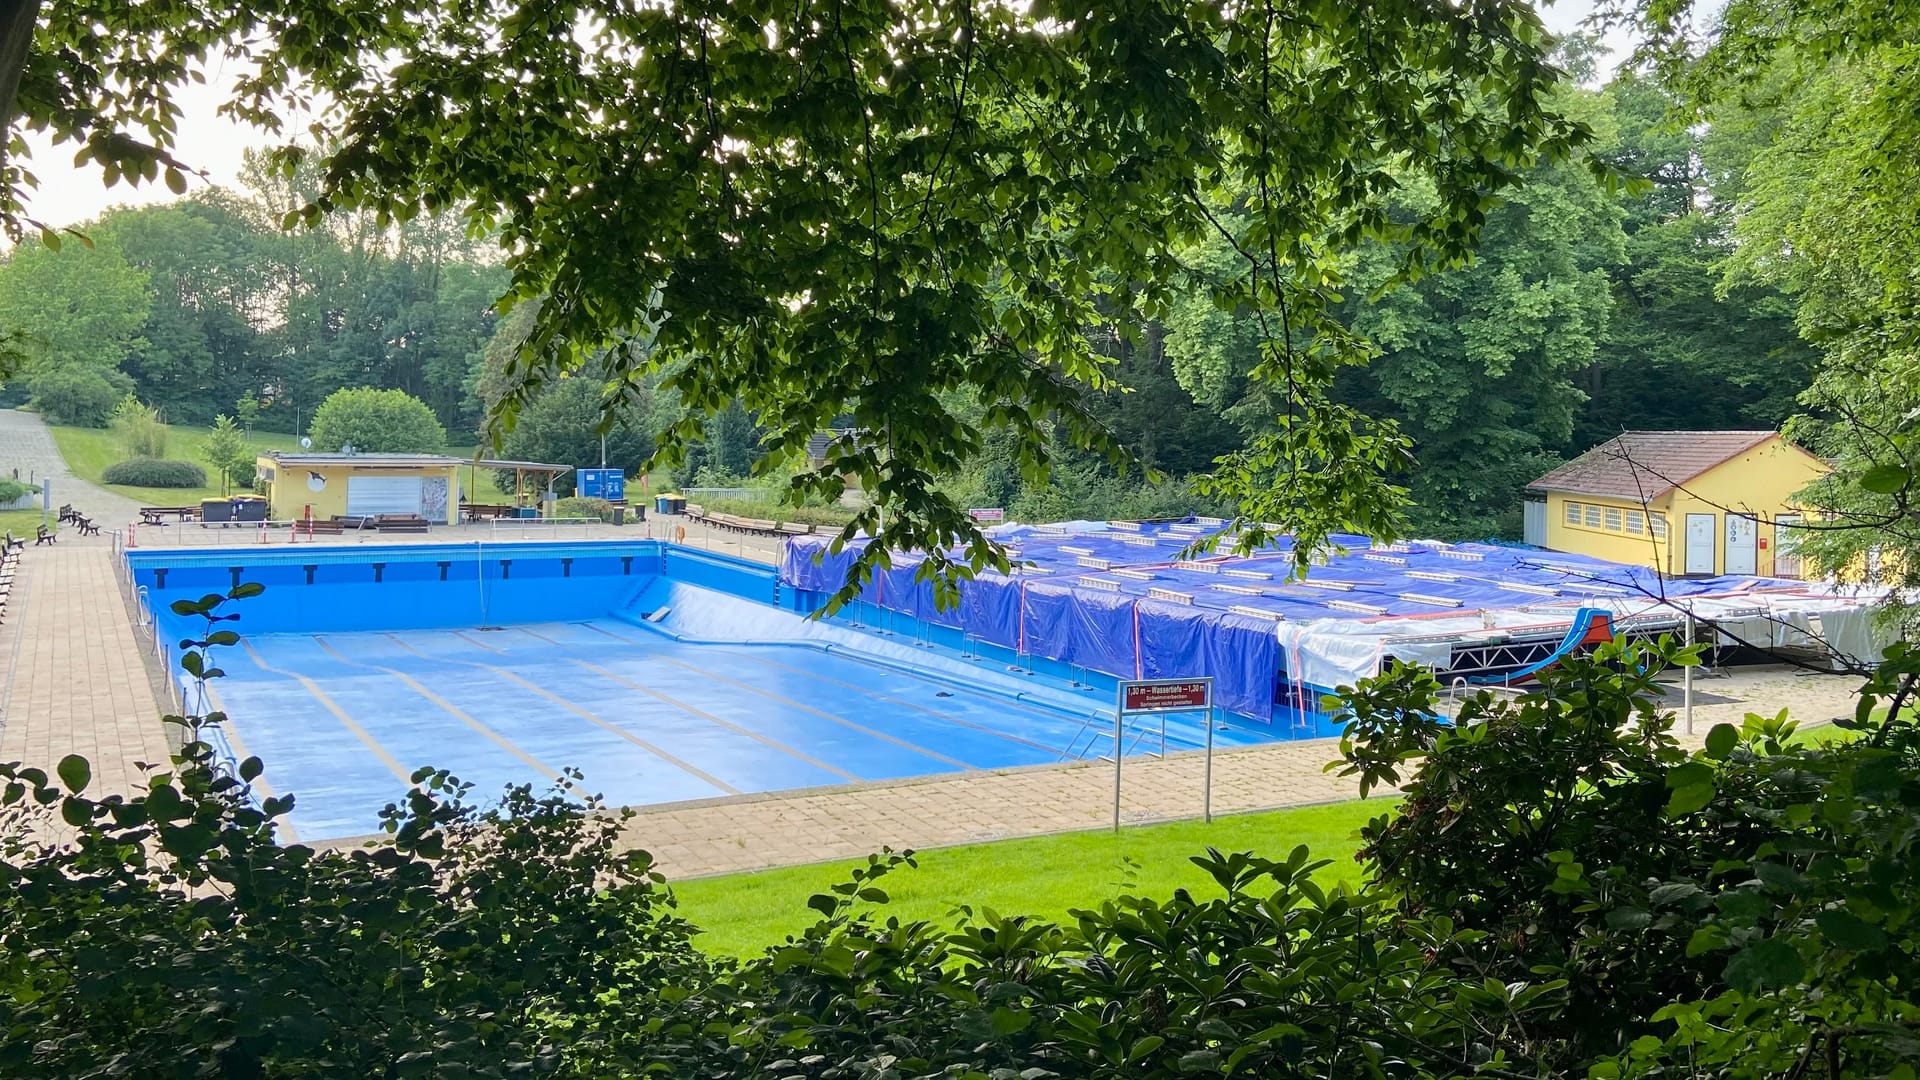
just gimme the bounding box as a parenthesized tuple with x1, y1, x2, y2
(1626, 510, 1644, 534)
(1564, 501, 1581, 526)
(1604, 507, 1623, 532)
(1650, 512, 1668, 539)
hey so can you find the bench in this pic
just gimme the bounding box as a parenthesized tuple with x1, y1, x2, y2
(139, 506, 200, 525)
(375, 514, 432, 533)
(299, 520, 345, 536)
(460, 503, 515, 521)
(777, 521, 813, 535)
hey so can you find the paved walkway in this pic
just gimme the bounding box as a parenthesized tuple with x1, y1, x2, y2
(0, 409, 144, 526)
(0, 540, 169, 798)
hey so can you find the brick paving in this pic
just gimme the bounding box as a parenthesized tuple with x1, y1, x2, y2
(0, 540, 169, 798)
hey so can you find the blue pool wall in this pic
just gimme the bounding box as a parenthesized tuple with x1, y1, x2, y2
(126, 541, 1343, 737)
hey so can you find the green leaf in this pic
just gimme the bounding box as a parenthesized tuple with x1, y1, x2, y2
(1724, 937, 1803, 991)
(1666, 782, 1715, 816)
(1753, 861, 1807, 894)
(1814, 909, 1888, 952)
(990, 1006, 1032, 1035)
(56, 754, 91, 793)
(1127, 1036, 1165, 1062)
(1859, 463, 1907, 494)
(1703, 723, 1739, 759)
(806, 893, 839, 917)
(230, 581, 266, 599)
(60, 797, 92, 827)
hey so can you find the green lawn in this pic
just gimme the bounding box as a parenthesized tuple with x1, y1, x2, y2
(670, 798, 1393, 958)
(51, 423, 517, 507)
(49, 423, 307, 507)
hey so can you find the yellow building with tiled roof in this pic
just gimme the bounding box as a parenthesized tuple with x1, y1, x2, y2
(1526, 431, 1828, 578)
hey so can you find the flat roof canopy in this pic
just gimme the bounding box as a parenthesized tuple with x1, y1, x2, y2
(472, 459, 572, 473)
(263, 452, 463, 468)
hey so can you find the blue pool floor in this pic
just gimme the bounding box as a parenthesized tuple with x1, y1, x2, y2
(205, 619, 1278, 841)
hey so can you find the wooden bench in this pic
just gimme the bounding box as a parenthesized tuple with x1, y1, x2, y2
(375, 514, 432, 533)
(777, 521, 813, 535)
(332, 515, 379, 531)
(461, 503, 515, 521)
(139, 506, 200, 525)
(299, 519, 345, 536)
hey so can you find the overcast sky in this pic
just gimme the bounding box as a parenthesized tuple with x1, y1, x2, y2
(20, 1, 1623, 231)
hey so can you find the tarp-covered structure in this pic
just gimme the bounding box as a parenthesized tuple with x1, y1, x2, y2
(780, 519, 1882, 720)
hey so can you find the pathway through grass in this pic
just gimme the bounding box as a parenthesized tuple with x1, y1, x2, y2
(671, 798, 1393, 957)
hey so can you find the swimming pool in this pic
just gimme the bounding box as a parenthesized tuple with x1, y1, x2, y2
(126, 541, 1303, 841)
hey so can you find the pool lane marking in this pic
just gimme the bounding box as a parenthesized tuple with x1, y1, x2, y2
(452, 630, 508, 654)
(200, 681, 302, 845)
(567, 633, 979, 771)
(576, 622, 1066, 758)
(564, 659, 861, 782)
(238, 640, 413, 785)
(378, 635, 741, 795)
(311, 637, 572, 790)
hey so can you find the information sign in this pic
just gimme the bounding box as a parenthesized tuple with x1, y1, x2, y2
(1120, 678, 1213, 714)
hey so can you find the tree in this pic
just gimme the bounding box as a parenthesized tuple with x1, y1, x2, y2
(495, 377, 658, 497)
(3, 0, 1595, 602)
(108, 394, 167, 458)
(0, 230, 149, 373)
(234, 392, 261, 437)
(200, 415, 251, 495)
(306, 387, 446, 455)
(24, 364, 132, 426)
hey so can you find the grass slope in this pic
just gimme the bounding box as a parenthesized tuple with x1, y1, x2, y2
(49, 423, 306, 507)
(671, 798, 1394, 958)
(52, 423, 515, 508)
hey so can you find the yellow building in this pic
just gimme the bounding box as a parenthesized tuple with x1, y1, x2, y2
(1526, 431, 1829, 578)
(255, 453, 466, 525)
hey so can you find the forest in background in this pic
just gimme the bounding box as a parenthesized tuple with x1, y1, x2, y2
(0, 44, 1816, 538)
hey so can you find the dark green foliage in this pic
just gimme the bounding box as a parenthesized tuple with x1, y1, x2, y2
(551, 496, 618, 522)
(0, 478, 37, 502)
(25, 365, 132, 426)
(495, 376, 658, 496)
(100, 457, 206, 487)
(1336, 637, 1920, 1077)
(306, 386, 446, 455)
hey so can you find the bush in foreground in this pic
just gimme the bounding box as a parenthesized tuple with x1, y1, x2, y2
(26, 366, 133, 427)
(101, 457, 206, 488)
(4, 589, 1916, 1079)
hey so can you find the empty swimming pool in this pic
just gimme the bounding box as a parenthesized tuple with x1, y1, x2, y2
(127, 541, 1288, 840)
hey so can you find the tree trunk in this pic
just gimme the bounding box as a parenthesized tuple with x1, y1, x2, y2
(0, 0, 44, 189)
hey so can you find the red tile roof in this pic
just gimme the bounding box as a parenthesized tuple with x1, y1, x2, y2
(1528, 431, 1782, 501)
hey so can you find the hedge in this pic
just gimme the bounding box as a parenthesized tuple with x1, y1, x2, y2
(101, 458, 208, 488)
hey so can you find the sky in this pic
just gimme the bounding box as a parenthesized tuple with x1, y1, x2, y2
(19, 0, 1624, 231)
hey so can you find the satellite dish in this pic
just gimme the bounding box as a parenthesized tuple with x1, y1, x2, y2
(300, 437, 312, 449)
(340, 443, 353, 454)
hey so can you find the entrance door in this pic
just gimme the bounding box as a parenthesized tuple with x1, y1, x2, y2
(1724, 514, 1758, 575)
(1774, 514, 1804, 579)
(1684, 513, 1716, 574)
(347, 475, 425, 517)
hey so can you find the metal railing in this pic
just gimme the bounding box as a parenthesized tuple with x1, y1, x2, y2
(487, 516, 600, 540)
(1060, 710, 1168, 762)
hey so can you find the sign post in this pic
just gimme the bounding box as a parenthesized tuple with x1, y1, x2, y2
(1112, 678, 1214, 832)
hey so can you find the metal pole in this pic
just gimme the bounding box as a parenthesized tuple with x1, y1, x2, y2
(1684, 615, 1695, 735)
(1203, 707, 1215, 823)
(1113, 688, 1125, 834)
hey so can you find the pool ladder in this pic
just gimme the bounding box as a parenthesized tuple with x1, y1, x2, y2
(1059, 711, 1167, 762)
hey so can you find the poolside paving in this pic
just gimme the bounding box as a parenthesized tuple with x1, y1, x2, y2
(0, 523, 1873, 879)
(0, 539, 170, 799)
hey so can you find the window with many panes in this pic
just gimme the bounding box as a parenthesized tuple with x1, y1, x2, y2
(1604, 507, 1623, 531)
(1650, 513, 1668, 538)
(1627, 510, 1644, 534)
(1585, 505, 1602, 528)
(1565, 501, 1581, 525)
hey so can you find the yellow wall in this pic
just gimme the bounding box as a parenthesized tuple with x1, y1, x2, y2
(1540, 437, 1828, 577)
(1542, 491, 1675, 574)
(257, 457, 462, 525)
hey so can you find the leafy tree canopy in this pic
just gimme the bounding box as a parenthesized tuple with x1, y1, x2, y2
(306, 386, 447, 455)
(2, 0, 1592, 602)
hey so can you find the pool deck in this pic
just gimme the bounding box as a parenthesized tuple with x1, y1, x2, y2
(1, 529, 1872, 878)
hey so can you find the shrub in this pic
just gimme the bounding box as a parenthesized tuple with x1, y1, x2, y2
(101, 458, 207, 488)
(552, 496, 619, 522)
(699, 494, 856, 528)
(26, 366, 134, 427)
(0, 478, 38, 503)
(308, 387, 446, 454)
(199, 415, 251, 495)
(109, 395, 168, 458)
